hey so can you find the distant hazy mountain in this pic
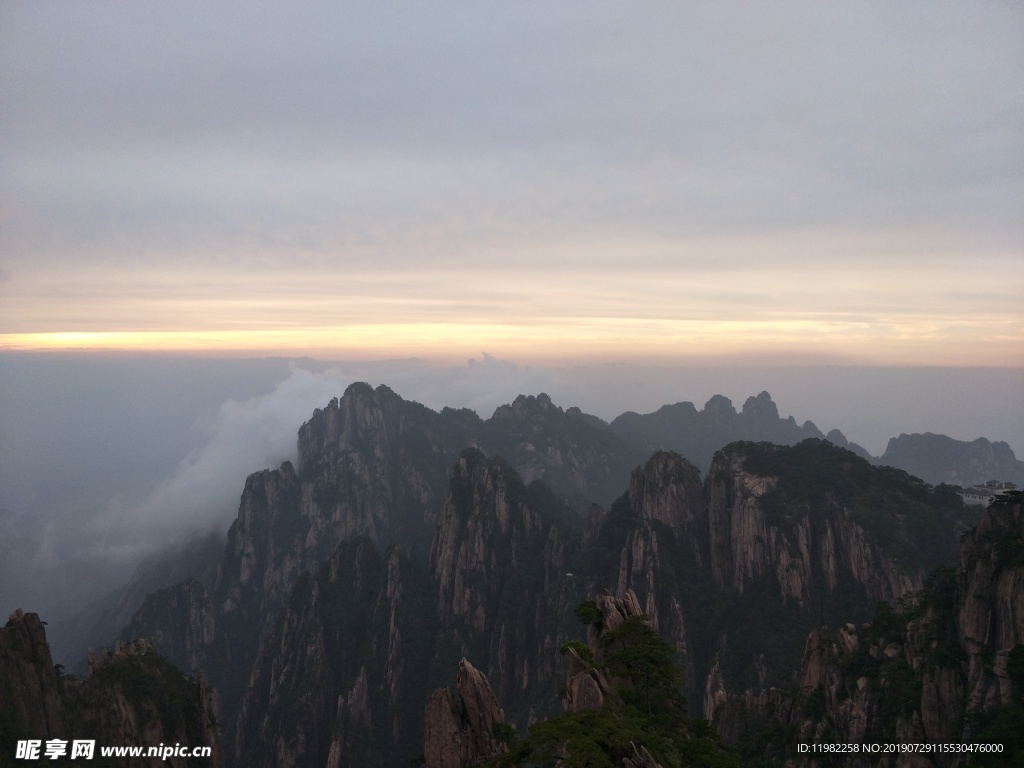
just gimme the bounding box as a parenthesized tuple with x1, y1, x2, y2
(50, 530, 223, 670)
(880, 432, 1024, 487)
(609, 390, 872, 473)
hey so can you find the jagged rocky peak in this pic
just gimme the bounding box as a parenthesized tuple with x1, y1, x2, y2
(216, 460, 301, 599)
(423, 657, 508, 768)
(490, 392, 559, 422)
(428, 449, 575, 708)
(483, 392, 645, 506)
(297, 381, 409, 467)
(741, 390, 780, 422)
(703, 393, 737, 420)
(627, 450, 705, 532)
(589, 589, 645, 649)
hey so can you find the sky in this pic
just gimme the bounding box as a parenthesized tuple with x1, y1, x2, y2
(0, 3, 1023, 627)
(1, 2, 1022, 364)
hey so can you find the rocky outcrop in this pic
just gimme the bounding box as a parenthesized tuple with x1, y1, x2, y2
(562, 590, 644, 715)
(614, 453, 703, 669)
(956, 493, 1024, 716)
(423, 658, 508, 768)
(0, 609, 221, 768)
(622, 743, 665, 768)
(561, 644, 613, 712)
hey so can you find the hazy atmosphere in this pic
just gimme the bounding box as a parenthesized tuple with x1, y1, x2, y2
(2, 3, 1022, 363)
(1, 3, 1022, 628)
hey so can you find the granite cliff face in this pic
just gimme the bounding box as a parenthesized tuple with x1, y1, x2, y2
(295, 383, 483, 559)
(429, 448, 579, 715)
(234, 538, 436, 767)
(711, 492, 1024, 767)
(705, 443, 925, 607)
(488, 589, 739, 768)
(109, 385, 986, 767)
(577, 441, 973, 717)
(0, 610, 221, 768)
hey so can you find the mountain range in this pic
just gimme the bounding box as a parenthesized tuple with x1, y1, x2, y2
(3, 384, 1022, 766)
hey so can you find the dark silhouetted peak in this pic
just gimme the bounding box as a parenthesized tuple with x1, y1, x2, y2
(825, 428, 848, 447)
(703, 394, 737, 419)
(490, 392, 558, 422)
(882, 432, 1024, 486)
(820, 428, 873, 460)
(0, 608, 66, 743)
(610, 392, 858, 475)
(741, 391, 779, 422)
(799, 418, 822, 436)
(298, 381, 472, 474)
(343, 380, 374, 398)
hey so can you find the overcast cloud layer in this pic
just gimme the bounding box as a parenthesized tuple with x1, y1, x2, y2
(1, 4, 1022, 625)
(1, 2, 1022, 362)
